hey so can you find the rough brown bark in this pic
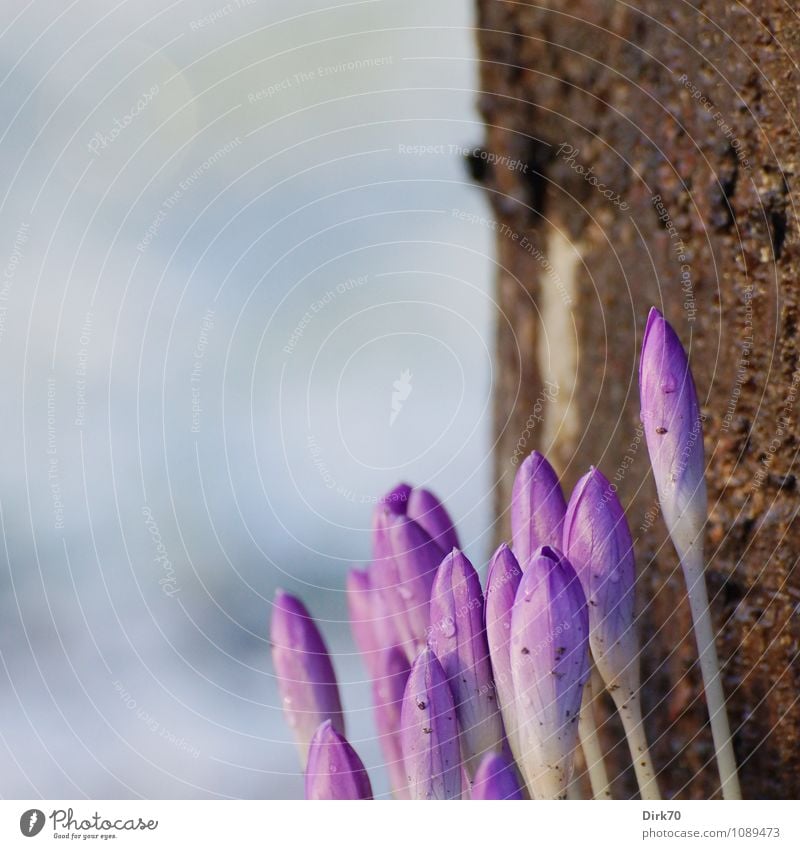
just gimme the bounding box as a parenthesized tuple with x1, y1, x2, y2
(477, 0, 800, 799)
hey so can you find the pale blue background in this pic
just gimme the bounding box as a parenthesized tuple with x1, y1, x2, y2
(0, 0, 496, 798)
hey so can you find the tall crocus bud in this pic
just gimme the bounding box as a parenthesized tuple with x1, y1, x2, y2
(511, 452, 567, 568)
(400, 648, 462, 799)
(563, 467, 659, 799)
(640, 307, 740, 800)
(510, 546, 589, 799)
(472, 752, 523, 800)
(405, 487, 460, 552)
(305, 720, 373, 800)
(372, 508, 447, 662)
(345, 568, 397, 678)
(374, 482, 459, 552)
(639, 308, 706, 551)
(346, 568, 379, 676)
(428, 549, 505, 778)
(563, 468, 637, 690)
(372, 647, 411, 799)
(484, 544, 523, 762)
(270, 591, 344, 764)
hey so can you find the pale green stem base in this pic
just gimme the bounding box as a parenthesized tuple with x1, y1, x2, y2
(610, 688, 661, 800)
(578, 671, 613, 799)
(681, 539, 742, 800)
(566, 775, 584, 799)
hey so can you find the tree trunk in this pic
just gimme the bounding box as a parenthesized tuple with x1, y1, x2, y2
(477, 0, 800, 799)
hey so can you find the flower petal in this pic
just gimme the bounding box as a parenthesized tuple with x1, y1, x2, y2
(510, 546, 589, 799)
(305, 720, 373, 800)
(511, 452, 567, 568)
(400, 648, 462, 799)
(270, 591, 344, 764)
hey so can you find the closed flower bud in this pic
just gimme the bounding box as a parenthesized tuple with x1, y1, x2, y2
(400, 648, 462, 799)
(484, 543, 523, 762)
(305, 720, 373, 800)
(346, 567, 396, 677)
(510, 546, 589, 799)
(511, 452, 567, 568)
(371, 510, 445, 661)
(639, 307, 706, 555)
(429, 549, 505, 777)
(472, 752, 523, 800)
(270, 591, 344, 765)
(562, 467, 638, 695)
(372, 647, 411, 799)
(563, 468, 661, 799)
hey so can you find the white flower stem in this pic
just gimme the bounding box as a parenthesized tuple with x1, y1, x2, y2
(566, 776, 584, 799)
(578, 670, 613, 799)
(611, 688, 661, 800)
(680, 537, 741, 800)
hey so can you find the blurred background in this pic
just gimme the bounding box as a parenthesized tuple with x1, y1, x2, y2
(0, 0, 497, 798)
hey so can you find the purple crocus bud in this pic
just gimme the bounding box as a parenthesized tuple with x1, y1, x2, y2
(378, 482, 413, 516)
(428, 549, 505, 777)
(374, 482, 458, 556)
(346, 568, 379, 676)
(511, 452, 567, 569)
(641, 308, 739, 799)
(562, 468, 638, 695)
(639, 307, 706, 554)
(305, 720, 373, 800)
(563, 470, 661, 799)
(400, 648, 462, 799)
(372, 647, 411, 799)
(371, 510, 444, 661)
(345, 567, 397, 678)
(472, 752, 523, 800)
(405, 487, 460, 553)
(270, 591, 344, 764)
(510, 546, 589, 799)
(485, 543, 523, 762)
